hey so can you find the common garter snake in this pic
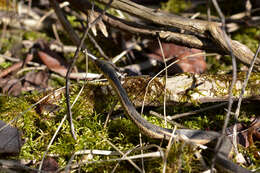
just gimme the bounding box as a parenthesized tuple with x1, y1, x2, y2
(94, 59, 252, 173)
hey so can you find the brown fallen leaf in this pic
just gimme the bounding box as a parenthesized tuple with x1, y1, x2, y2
(0, 53, 34, 78)
(0, 71, 49, 96)
(24, 70, 49, 89)
(0, 120, 22, 154)
(41, 157, 59, 172)
(37, 41, 68, 77)
(145, 42, 207, 74)
(225, 116, 260, 148)
(0, 78, 22, 96)
(36, 41, 95, 79)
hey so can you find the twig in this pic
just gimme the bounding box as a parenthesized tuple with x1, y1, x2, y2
(163, 126, 177, 173)
(67, 0, 260, 70)
(149, 111, 186, 128)
(103, 101, 117, 128)
(36, 1, 69, 28)
(112, 41, 141, 64)
(0, 52, 34, 78)
(87, 33, 109, 60)
(233, 43, 260, 156)
(50, 0, 113, 140)
(38, 84, 84, 172)
(168, 102, 228, 120)
(210, 0, 237, 170)
(105, 139, 142, 173)
(141, 52, 205, 115)
(157, 37, 167, 128)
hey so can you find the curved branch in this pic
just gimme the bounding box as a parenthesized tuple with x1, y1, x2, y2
(64, 0, 260, 71)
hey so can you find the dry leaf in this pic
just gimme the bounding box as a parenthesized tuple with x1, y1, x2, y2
(0, 120, 22, 154)
(88, 10, 108, 37)
(145, 42, 207, 74)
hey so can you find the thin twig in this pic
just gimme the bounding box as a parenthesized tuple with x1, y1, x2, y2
(50, 0, 113, 140)
(233, 43, 260, 156)
(141, 52, 206, 115)
(157, 37, 167, 128)
(105, 139, 142, 173)
(38, 84, 84, 172)
(168, 102, 228, 120)
(163, 126, 177, 173)
(87, 33, 109, 60)
(149, 111, 186, 128)
(211, 0, 237, 170)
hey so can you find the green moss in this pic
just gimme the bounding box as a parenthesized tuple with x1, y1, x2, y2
(67, 15, 81, 28)
(0, 80, 258, 172)
(0, 61, 12, 68)
(161, 0, 191, 14)
(166, 141, 199, 173)
(0, 30, 22, 54)
(233, 27, 260, 53)
(23, 31, 48, 41)
(0, 87, 107, 164)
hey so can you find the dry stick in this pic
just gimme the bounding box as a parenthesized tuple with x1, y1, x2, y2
(87, 32, 109, 60)
(111, 150, 137, 173)
(67, 0, 113, 139)
(0, 54, 41, 67)
(67, 151, 163, 169)
(52, 24, 61, 44)
(64, 14, 90, 141)
(105, 139, 142, 173)
(103, 101, 117, 128)
(0, 54, 20, 62)
(207, 0, 211, 22)
(50, 0, 80, 139)
(140, 52, 205, 115)
(0, 52, 34, 78)
(57, 147, 162, 172)
(233, 43, 260, 156)
(163, 126, 177, 173)
(66, 0, 260, 72)
(94, 0, 209, 34)
(50, 0, 113, 140)
(50, 1, 142, 172)
(38, 84, 86, 172)
(156, 37, 167, 128)
(138, 132, 145, 173)
(94, 0, 259, 66)
(168, 102, 228, 120)
(66, 0, 224, 55)
(149, 111, 186, 128)
(36, 1, 69, 28)
(17, 66, 47, 75)
(210, 0, 237, 171)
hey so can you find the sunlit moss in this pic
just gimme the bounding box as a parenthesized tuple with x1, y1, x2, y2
(233, 27, 260, 53)
(161, 0, 191, 14)
(23, 30, 48, 41)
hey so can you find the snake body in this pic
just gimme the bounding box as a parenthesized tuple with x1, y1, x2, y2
(95, 59, 251, 173)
